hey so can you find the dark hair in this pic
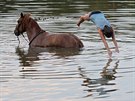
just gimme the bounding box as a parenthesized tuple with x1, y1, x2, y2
(89, 11, 102, 17)
(102, 25, 113, 38)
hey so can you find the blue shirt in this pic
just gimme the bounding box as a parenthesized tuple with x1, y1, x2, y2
(90, 12, 111, 30)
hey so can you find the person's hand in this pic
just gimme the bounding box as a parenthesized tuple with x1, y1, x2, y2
(115, 47, 119, 53)
(77, 21, 80, 27)
(77, 17, 80, 27)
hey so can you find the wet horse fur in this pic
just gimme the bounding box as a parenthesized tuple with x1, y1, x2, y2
(14, 13, 84, 48)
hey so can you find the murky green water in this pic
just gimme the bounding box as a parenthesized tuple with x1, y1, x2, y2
(0, 0, 135, 101)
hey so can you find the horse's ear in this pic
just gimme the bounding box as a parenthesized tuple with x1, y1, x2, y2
(20, 13, 24, 18)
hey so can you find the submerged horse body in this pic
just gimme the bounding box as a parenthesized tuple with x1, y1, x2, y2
(14, 13, 83, 48)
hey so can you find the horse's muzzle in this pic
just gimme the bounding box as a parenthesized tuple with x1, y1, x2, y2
(14, 30, 20, 36)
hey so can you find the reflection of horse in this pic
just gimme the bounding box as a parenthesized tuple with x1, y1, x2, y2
(14, 13, 83, 48)
(15, 46, 81, 67)
(79, 59, 119, 97)
(15, 47, 39, 66)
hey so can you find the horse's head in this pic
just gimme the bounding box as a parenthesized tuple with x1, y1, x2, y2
(14, 13, 31, 36)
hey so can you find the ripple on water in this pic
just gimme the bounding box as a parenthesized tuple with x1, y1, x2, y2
(0, 0, 135, 101)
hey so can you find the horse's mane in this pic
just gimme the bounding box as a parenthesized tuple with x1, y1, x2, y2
(23, 14, 41, 30)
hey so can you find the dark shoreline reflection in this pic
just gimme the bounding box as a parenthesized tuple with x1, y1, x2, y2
(15, 46, 82, 67)
(0, 0, 134, 16)
(79, 59, 119, 98)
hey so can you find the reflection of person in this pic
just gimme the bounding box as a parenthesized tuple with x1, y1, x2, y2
(77, 11, 119, 58)
(79, 59, 119, 97)
(100, 59, 119, 80)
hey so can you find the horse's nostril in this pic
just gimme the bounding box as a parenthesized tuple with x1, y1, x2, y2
(14, 31, 20, 36)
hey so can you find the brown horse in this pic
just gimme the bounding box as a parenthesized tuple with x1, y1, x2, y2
(14, 13, 84, 48)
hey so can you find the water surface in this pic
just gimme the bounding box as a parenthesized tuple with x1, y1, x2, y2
(0, 0, 135, 101)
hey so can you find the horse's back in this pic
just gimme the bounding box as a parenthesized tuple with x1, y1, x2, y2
(44, 33, 83, 48)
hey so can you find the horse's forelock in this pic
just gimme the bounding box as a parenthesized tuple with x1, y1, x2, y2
(21, 14, 32, 26)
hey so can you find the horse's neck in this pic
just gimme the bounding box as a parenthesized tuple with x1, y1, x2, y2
(26, 19, 43, 41)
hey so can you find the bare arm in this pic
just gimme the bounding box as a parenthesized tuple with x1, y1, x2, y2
(98, 29, 112, 58)
(77, 16, 84, 26)
(112, 30, 119, 53)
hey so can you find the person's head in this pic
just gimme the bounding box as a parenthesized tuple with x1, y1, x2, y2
(103, 25, 113, 38)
